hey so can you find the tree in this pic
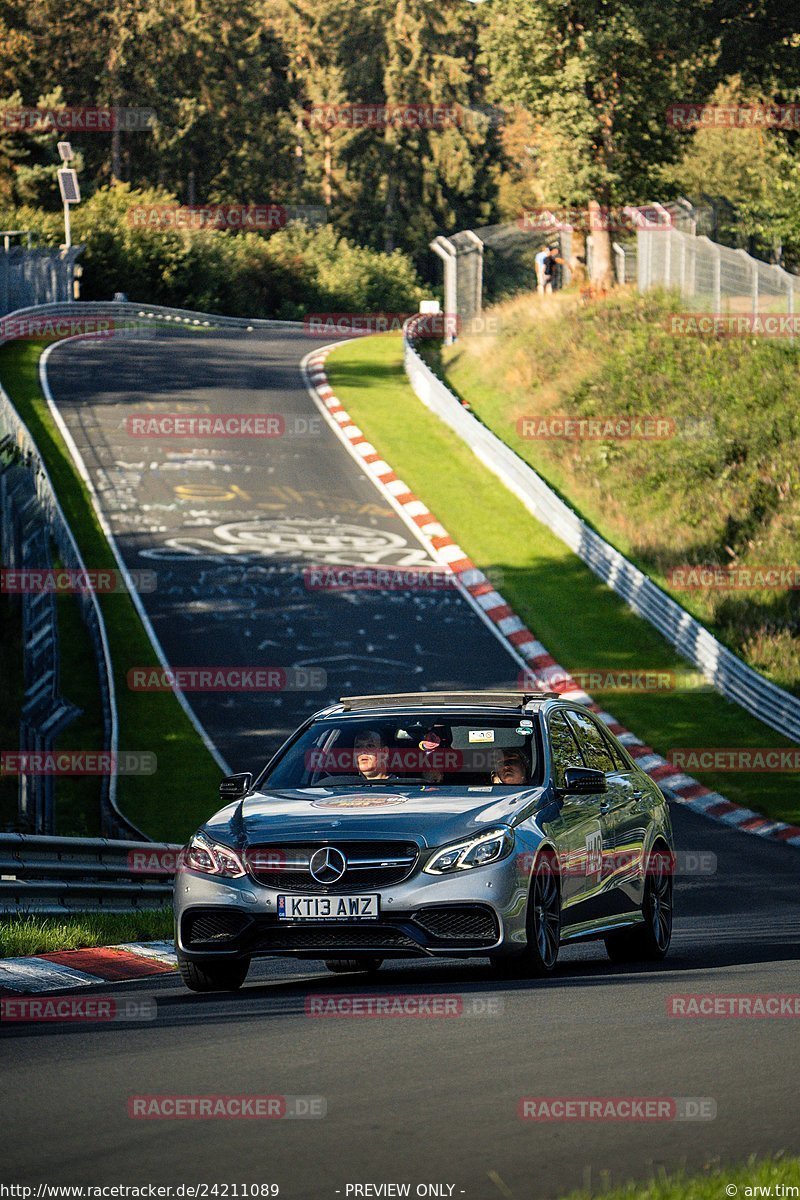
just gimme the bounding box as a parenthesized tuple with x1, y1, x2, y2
(375, 0, 500, 258)
(479, 0, 711, 286)
(665, 80, 800, 269)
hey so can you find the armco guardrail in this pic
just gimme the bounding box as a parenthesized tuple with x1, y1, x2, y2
(0, 298, 284, 841)
(1, 299, 305, 333)
(403, 325, 800, 744)
(0, 379, 137, 839)
(0, 833, 181, 913)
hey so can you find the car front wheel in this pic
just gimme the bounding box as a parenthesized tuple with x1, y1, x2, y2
(177, 952, 250, 992)
(493, 850, 561, 978)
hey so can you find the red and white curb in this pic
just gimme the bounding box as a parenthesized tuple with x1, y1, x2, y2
(0, 940, 176, 995)
(302, 346, 800, 850)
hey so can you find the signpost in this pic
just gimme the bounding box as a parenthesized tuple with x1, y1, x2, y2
(56, 142, 80, 251)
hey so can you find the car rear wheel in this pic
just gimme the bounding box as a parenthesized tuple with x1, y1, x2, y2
(493, 850, 561, 978)
(177, 953, 250, 992)
(324, 958, 383, 974)
(605, 845, 673, 963)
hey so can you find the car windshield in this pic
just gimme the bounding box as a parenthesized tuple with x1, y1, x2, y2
(260, 714, 542, 789)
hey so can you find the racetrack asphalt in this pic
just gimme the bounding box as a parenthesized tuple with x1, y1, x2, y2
(42, 326, 520, 773)
(2, 326, 797, 1198)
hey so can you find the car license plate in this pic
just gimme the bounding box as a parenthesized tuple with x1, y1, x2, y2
(277, 894, 380, 921)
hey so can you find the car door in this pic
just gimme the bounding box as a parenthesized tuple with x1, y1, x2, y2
(566, 709, 645, 918)
(544, 710, 611, 929)
(596, 721, 654, 916)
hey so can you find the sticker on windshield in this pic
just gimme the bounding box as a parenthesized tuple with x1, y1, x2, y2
(468, 730, 495, 744)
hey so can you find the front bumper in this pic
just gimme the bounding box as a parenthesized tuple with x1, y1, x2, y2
(178, 903, 502, 960)
(174, 855, 529, 961)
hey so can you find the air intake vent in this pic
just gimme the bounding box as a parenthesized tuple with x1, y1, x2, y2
(184, 909, 250, 946)
(413, 905, 498, 943)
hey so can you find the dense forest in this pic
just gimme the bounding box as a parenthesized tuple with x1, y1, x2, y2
(1, 0, 798, 295)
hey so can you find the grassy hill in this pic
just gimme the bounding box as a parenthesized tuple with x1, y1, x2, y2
(434, 289, 800, 695)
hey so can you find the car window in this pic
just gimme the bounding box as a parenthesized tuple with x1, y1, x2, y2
(597, 722, 629, 770)
(259, 714, 543, 789)
(566, 710, 615, 773)
(547, 711, 585, 788)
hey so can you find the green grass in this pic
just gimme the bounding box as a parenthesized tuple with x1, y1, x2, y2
(0, 340, 221, 842)
(437, 288, 800, 695)
(325, 333, 800, 826)
(561, 1157, 799, 1200)
(0, 910, 173, 958)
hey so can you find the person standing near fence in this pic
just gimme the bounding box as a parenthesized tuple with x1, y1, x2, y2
(535, 245, 550, 296)
(545, 245, 564, 292)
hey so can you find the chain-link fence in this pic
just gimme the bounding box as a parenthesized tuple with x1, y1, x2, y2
(431, 223, 574, 337)
(433, 197, 798, 331)
(1, 234, 84, 315)
(638, 225, 800, 314)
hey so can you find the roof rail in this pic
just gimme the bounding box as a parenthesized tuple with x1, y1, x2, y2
(337, 690, 557, 711)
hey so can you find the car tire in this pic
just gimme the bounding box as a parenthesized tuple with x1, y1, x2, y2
(605, 845, 673, 963)
(493, 850, 561, 978)
(177, 953, 250, 992)
(324, 958, 383, 974)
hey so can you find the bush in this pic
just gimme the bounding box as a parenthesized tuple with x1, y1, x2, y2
(0, 183, 426, 317)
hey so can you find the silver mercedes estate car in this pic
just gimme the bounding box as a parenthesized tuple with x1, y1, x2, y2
(174, 691, 674, 991)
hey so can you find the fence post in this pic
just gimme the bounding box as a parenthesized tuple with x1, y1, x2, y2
(463, 230, 484, 320)
(736, 248, 758, 313)
(713, 245, 721, 312)
(686, 237, 696, 300)
(784, 268, 796, 341)
(664, 230, 672, 288)
(1, 236, 9, 315)
(637, 229, 651, 291)
(430, 236, 458, 344)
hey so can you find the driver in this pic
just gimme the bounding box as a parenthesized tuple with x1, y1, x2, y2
(353, 729, 392, 781)
(490, 747, 529, 785)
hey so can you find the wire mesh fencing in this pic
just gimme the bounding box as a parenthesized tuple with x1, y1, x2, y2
(434, 196, 798, 333)
(638, 226, 799, 317)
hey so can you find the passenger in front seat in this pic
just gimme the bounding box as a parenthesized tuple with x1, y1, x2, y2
(490, 747, 529, 785)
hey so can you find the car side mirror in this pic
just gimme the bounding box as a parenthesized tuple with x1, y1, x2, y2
(561, 766, 606, 795)
(219, 772, 253, 801)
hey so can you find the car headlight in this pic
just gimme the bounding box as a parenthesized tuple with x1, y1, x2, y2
(185, 833, 246, 878)
(424, 827, 515, 875)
